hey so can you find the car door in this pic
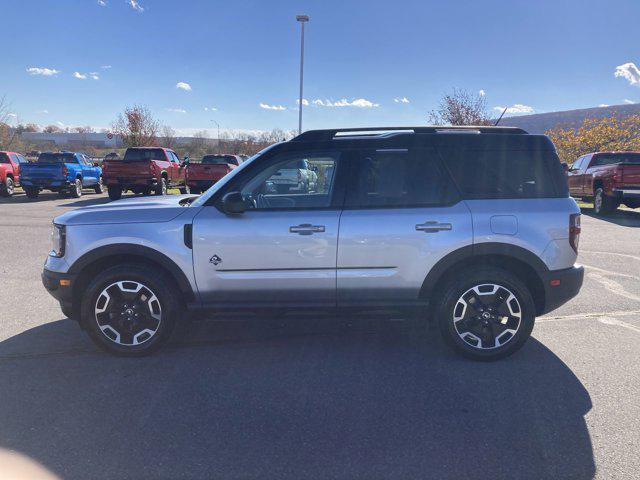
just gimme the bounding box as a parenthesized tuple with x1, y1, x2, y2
(77, 154, 95, 185)
(581, 154, 595, 195)
(192, 148, 346, 306)
(337, 146, 473, 306)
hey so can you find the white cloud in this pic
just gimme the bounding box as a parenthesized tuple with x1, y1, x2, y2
(313, 98, 380, 108)
(7, 113, 17, 118)
(493, 104, 535, 115)
(56, 121, 66, 127)
(260, 103, 287, 111)
(128, 0, 144, 12)
(204, 107, 218, 112)
(393, 97, 410, 104)
(89, 72, 100, 80)
(176, 82, 192, 91)
(479, 89, 486, 97)
(38, 109, 49, 114)
(73, 71, 87, 80)
(624, 99, 635, 104)
(97, 0, 107, 6)
(296, 98, 309, 106)
(598, 104, 609, 108)
(27, 67, 59, 76)
(167, 108, 187, 114)
(101, 65, 112, 69)
(615, 62, 640, 86)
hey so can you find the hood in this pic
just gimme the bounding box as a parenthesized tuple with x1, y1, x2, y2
(54, 194, 198, 226)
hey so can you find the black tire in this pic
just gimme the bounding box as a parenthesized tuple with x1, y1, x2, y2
(60, 303, 75, 320)
(155, 177, 167, 195)
(178, 185, 190, 194)
(437, 267, 536, 361)
(80, 264, 180, 356)
(108, 186, 122, 201)
(24, 187, 39, 199)
(70, 178, 82, 198)
(94, 176, 104, 194)
(593, 188, 617, 215)
(1, 177, 15, 197)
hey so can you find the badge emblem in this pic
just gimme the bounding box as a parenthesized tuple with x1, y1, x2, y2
(209, 255, 222, 266)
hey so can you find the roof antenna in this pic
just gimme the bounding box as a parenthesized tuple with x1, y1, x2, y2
(494, 107, 508, 126)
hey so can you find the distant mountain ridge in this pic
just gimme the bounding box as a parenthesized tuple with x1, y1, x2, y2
(499, 103, 640, 134)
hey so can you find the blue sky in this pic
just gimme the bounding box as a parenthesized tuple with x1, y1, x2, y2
(2, 0, 640, 136)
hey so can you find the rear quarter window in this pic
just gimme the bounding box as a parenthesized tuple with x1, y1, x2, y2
(438, 147, 567, 199)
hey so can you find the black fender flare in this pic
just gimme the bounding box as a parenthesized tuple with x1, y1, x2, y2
(68, 243, 195, 300)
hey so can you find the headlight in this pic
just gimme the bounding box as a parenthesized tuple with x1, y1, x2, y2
(50, 224, 66, 257)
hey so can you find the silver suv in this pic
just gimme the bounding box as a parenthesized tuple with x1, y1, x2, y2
(42, 126, 584, 360)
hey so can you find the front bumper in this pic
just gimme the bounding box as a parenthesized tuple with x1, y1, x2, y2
(541, 265, 584, 315)
(42, 268, 77, 311)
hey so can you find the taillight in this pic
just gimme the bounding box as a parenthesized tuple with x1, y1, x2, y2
(569, 213, 581, 253)
(613, 166, 623, 182)
(62, 165, 68, 177)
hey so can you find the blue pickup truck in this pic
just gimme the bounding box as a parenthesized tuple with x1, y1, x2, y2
(20, 152, 103, 199)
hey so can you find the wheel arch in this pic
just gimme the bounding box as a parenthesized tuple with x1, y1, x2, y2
(68, 244, 196, 311)
(420, 243, 548, 316)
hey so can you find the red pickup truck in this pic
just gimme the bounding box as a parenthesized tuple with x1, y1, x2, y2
(568, 151, 640, 214)
(185, 154, 241, 194)
(0, 151, 28, 197)
(102, 147, 188, 200)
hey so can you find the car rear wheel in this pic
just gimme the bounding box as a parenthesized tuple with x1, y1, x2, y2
(593, 188, 617, 215)
(70, 178, 82, 198)
(155, 178, 167, 195)
(107, 186, 122, 201)
(437, 267, 535, 361)
(80, 265, 179, 356)
(1, 177, 14, 197)
(24, 187, 39, 199)
(94, 176, 104, 194)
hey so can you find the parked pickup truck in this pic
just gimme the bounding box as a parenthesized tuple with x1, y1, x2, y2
(185, 154, 241, 194)
(268, 158, 318, 193)
(568, 151, 640, 214)
(102, 147, 188, 200)
(20, 152, 103, 199)
(0, 151, 28, 197)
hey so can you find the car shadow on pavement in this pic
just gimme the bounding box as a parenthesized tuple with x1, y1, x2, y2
(0, 191, 108, 206)
(581, 206, 640, 227)
(0, 317, 595, 480)
(56, 195, 111, 208)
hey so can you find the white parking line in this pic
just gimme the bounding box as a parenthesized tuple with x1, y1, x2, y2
(581, 250, 640, 262)
(597, 317, 640, 334)
(539, 309, 640, 322)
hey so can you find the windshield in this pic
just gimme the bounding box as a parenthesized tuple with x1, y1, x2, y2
(592, 153, 640, 166)
(37, 153, 77, 164)
(123, 148, 166, 161)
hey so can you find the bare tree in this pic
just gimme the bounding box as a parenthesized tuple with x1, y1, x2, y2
(112, 105, 159, 147)
(160, 125, 177, 149)
(428, 88, 491, 126)
(74, 126, 95, 134)
(43, 124, 63, 133)
(0, 95, 14, 149)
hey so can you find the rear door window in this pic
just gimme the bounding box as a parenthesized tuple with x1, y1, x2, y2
(438, 148, 563, 199)
(345, 148, 459, 208)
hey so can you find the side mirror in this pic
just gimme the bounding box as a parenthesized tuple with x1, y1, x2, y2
(221, 191, 247, 215)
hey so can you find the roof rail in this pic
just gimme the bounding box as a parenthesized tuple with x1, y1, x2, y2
(292, 126, 528, 142)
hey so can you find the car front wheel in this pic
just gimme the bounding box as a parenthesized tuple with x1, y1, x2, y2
(594, 188, 617, 215)
(437, 267, 535, 361)
(1, 177, 15, 197)
(80, 265, 179, 356)
(70, 178, 83, 198)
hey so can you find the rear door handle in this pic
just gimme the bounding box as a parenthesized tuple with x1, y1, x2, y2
(290, 224, 325, 235)
(415, 221, 452, 233)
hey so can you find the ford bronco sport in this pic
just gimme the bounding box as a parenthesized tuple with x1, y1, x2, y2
(42, 126, 583, 360)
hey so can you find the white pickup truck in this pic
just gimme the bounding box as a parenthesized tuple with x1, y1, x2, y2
(267, 159, 317, 193)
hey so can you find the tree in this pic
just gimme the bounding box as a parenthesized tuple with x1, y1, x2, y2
(74, 126, 95, 134)
(0, 95, 14, 149)
(160, 125, 177, 149)
(546, 115, 640, 164)
(112, 105, 159, 147)
(428, 88, 491, 126)
(43, 124, 63, 133)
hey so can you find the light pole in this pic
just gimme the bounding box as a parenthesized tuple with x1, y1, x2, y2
(296, 14, 309, 134)
(210, 120, 220, 150)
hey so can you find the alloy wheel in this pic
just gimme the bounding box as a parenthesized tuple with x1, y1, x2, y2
(453, 283, 522, 350)
(94, 280, 162, 346)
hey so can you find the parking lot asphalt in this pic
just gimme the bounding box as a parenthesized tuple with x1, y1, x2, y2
(0, 190, 639, 479)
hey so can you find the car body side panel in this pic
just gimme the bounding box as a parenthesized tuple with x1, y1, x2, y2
(466, 197, 579, 271)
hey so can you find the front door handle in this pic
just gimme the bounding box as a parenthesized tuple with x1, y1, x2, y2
(415, 221, 452, 233)
(290, 224, 325, 235)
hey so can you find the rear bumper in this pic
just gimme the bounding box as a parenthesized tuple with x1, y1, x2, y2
(541, 265, 584, 315)
(21, 179, 71, 189)
(42, 268, 76, 311)
(187, 180, 216, 190)
(105, 177, 157, 188)
(612, 188, 640, 200)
